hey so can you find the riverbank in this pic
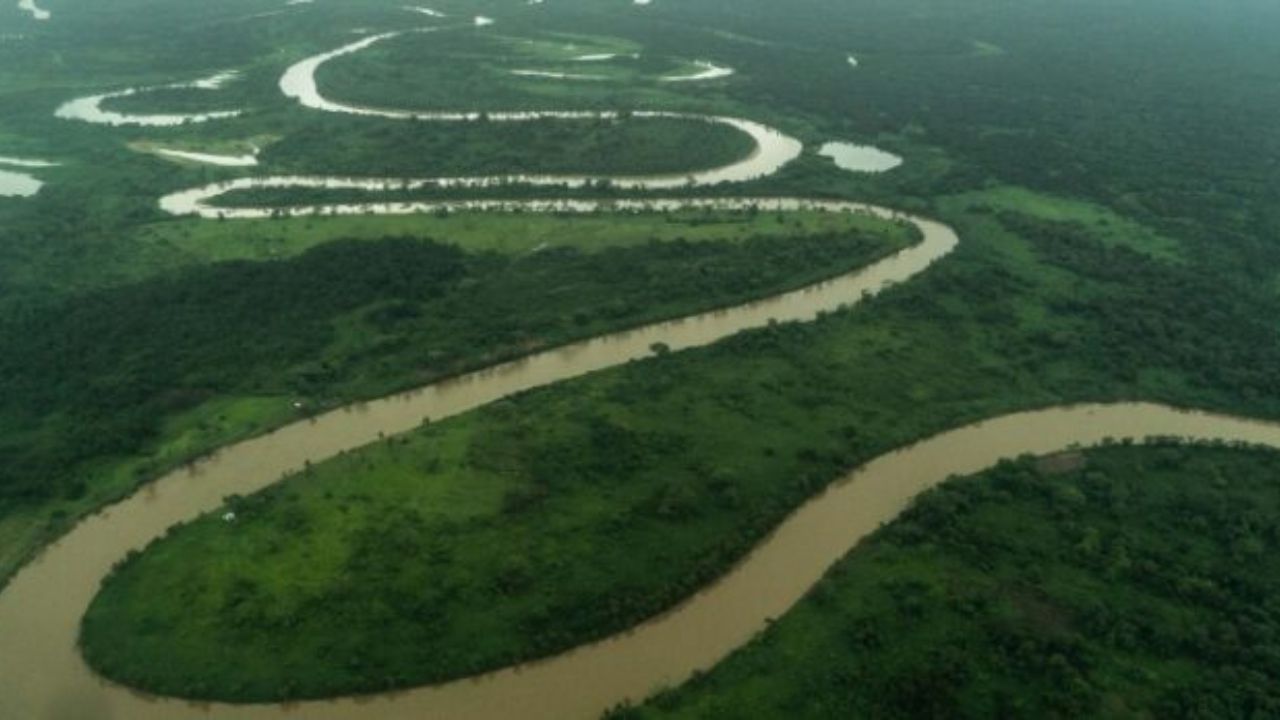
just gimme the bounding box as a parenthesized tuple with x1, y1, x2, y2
(1, 204, 951, 717)
(5, 1, 1280, 717)
(18, 402, 1280, 719)
(66, 196, 1280, 706)
(0, 208, 913, 590)
(622, 442, 1280, 717)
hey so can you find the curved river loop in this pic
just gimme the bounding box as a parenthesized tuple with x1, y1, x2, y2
(6, 14, 1280, 720)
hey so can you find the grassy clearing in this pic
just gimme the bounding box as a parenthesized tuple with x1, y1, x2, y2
(130, 208, 892, 269)
(952, 186, 1182, 261)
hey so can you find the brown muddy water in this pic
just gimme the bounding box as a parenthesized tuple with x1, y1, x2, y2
(4, 204, 1278, 720)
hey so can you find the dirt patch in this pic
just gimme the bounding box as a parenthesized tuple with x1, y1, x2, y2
(1037, 451, 1086, 476)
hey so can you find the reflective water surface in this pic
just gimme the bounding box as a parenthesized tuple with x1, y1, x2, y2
(819, 141, 903, 173)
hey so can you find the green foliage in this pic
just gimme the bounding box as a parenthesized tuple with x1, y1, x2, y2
(626, 444, 1280, 719)
(315, 27, 722, 115)
(5, 0, 1280, 708)
(260, 115, 755, 178)
(78, 209, 1280, 700)
(0, 221, 904, 582)
(130, 208, 887, 268)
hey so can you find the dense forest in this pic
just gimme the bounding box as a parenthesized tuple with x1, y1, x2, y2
(315, 26, 722, 115)
(80, 206, 1280, 700)
(616, 444, 1280, 719)
(3, 0, 1280, 711)
(0, 220, 905, 582)
(259, 114, 756, 178)
(621, 0, 1280, 277)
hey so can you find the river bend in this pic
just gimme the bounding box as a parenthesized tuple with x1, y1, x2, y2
(5, 13, 1272, 720)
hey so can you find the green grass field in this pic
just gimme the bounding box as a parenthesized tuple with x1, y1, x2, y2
(131, 208, 899, 268)
(953, 186, 1182, 261)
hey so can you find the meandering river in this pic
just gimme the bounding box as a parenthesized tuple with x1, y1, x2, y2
(55, 71, 241, 127)
(2, 199, 1279, 719)
(6, 13, 1279, 720)
(6, 383, 1280, 719)
(158, 27, 797, 217)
